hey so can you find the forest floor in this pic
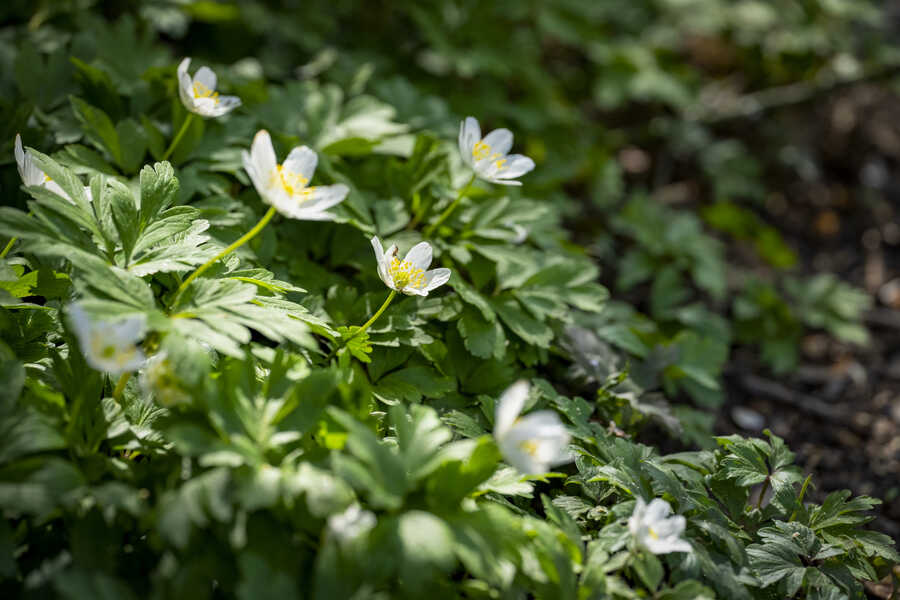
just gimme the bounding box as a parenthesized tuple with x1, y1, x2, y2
(713, 83, 900, 544)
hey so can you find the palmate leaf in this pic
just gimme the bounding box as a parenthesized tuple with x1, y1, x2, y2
(172, 278, 316, 357)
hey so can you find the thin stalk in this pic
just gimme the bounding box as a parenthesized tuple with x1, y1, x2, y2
(170, 205, 277, 309)
(328, 290, 398, 360)
(788, 475, 812, 522)
(356, 290, 397, 336)
(0, 237, 16, 259)
(423, 174, 476, 237)
(756, 476, 770, 511)
(1, 209, 34, 259)
(161, 113, 195, 162)
(113, 372, 131, 400)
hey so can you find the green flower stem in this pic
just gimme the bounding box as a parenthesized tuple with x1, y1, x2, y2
(356, 289, 397, 336)
(326, 290, 398, 361)
(161, 113, 195, 162)
(170, 205, 277, 309)
(1, 209, 34, 259)
(788, 475, 812, 522)
(423, 173, 476, 237)
(113, 372, 131, 400)
(0, 237, 17, 259)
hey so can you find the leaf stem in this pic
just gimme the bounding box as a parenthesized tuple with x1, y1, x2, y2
(161, 113, 195, 162)
(788, 475, 813, 522)
(423, 173, 476, 237)
(113, 372, 131, 400)
(170, 205, 277, 309)
(756, 475, 770, 511)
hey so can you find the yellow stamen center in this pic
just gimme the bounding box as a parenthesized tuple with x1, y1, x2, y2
(192, 81, 220, 105)
(472, 140, 507, 170)
(519, 440, 540, 457)
(43, 174, 52, 183)
(472, 140, 492, 161)
(648, 527, 659, 540)
(276, 165, 310, 198)
(388, 256, 427, 289)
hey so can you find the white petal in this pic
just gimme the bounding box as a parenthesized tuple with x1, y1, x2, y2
(645, 498, 673, 522)
(189, 97, 219, 117)
(498, 435, 546, 475)
(15, 135, 46, 187)
(14, 133, 25, 170)
(652, 518, 685, 541)
(295, 184, 348, 213)
(401, 284, 430, 297)
(370, 236, 385, 265)
(177, 57, 191, 78)
(371, 236, 391, 288)
(485, 177, 523, 187)
(645, 535, 691, 555)
(250, 130, 278, 179)
(459, 117, 481, 167)
(43, 180, 71, 202)
(494, 380, 529, 437)
(283, 145, 318, 182)
(193, 66, 217, 92)
(481, 128, 513, 157)
(68, 303, 91, 340)
(423, 268, 451, 292)
(242, 150, 265, 195)
(177, 59, 196, 111)
(493, 154, 535, 179)
(402, 242, 433, 271)
(111, 315, 146, 344)
(193, 96, 240, 117)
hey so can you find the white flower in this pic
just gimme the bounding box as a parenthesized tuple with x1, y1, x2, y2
(458, 116, 535, 186)
(370, 237, 451, 296)
(14, 134, 95, 203)
(177, 58, 241, 117)
(628, 498, 692, 555)
(493, 381, 571, 475)
(140, 353, 190, 406)
(68, 304, 146, 376)
(242, 130, 349, 221)
(327, 504, 376, 545)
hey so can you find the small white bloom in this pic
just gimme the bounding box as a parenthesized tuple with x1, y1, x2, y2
(628, 498, 692, 555)
(327, 504, 376, 545)
(458, 116, 535, 186)
(493, 381, 571, 475)
(177, 58, 241, 117)
(140, 353, 190, 406)
(68, 303, 146, 376)
(14, 134, 92, 203)
(370, 236, 451, 296)
(242, 130, 349, 221)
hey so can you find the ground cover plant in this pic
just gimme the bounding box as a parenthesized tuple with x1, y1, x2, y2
(1, 1, 898, 598)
